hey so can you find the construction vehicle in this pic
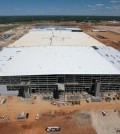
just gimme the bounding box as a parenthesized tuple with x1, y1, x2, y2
(0, 116, 5, 120)
(105, 96, 111, 102)
(86, 99, 91, 103)
(102, 111, 107, 116)
(16, 112, 29, 119)
(71, 100, 80, 105)
(0, 98, 6, 104)
(46, 126, 61, 132)
(113, 97, 116, 100)
(115, 93, 120, 100)
(115, 128, 120, 133)
(35, 114, 40, 120)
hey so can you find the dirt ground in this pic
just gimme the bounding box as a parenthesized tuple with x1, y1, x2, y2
(87, 31, 120, 50)
(74, 22, 120, 51)
(0, 25, 31, 48)
(0, 95, 120, 134)
(83, 23, 120, 51)
(91, 110, 120, 134)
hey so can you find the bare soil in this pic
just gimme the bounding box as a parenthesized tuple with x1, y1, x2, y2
(0, 95, 120, 134)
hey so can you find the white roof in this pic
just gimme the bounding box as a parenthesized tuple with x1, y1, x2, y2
(9, 30, 104, 47)
(94, 46, 120, 70)
(0, 46, 119, 76)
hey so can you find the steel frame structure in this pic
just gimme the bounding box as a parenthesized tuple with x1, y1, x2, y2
(0, 74, 120, 93)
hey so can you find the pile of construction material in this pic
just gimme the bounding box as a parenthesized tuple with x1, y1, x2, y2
(0, 116, 9, 122)
(101, 92, 120, 102)
(67, 95, 81, 105)
(43, 96, 53, 100)
(89, 96, 101, 102)
(81, 91, 91, 99)
(114, 93, 120, 100)
(67, 96, 81, 101)
(51, 100, 70, 107)
(0, 30, 13, 41)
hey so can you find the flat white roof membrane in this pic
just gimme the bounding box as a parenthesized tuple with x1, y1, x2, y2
(0, 46, 119, 76)
(9, 30, 104, 47)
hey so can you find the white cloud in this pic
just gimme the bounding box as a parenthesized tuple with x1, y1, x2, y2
(87, 4, 104, 9)
(96, 4, 104, 6)
(105, 7, 111, 9)
(88, 5, 92, 7)
(110, 1, 120, 3)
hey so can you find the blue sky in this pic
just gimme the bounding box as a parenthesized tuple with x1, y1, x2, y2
(0, 0, 120, 16)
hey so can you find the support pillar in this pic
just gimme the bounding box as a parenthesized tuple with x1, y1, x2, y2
(53, 88, 59, 99)
(23, 86, 30, 98)
(94, 80, 101, 96)
(91, 80, 101, 96)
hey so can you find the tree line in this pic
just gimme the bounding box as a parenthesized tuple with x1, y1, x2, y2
(0, 16, 119, 24)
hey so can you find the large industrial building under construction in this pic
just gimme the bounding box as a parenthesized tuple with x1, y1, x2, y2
(0, 26, 120, 98)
